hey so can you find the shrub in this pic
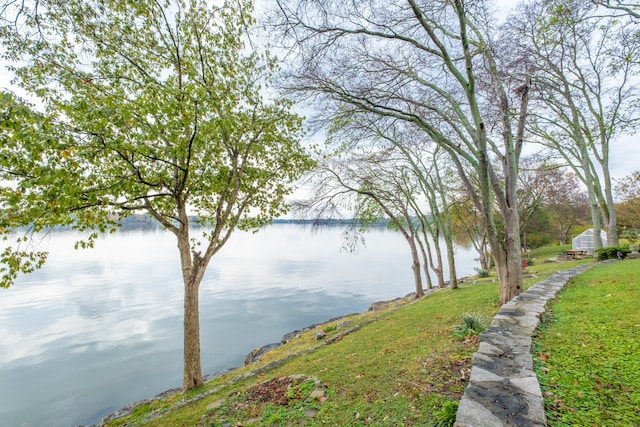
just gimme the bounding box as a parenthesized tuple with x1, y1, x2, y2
(595, 246, 631, 261)
(621, 229, 639, 244)
(476, 269, 489, 278)
(323, 324, 337, 333)
(453, 313, 487, 339)
(433, 400, 459, 426)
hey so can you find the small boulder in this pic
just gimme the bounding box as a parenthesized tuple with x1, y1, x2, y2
(337, 320, 352, 329)
(305, 409, 319, 418)
(206, 399, 225, 411)
(310, 389, 326, 400)
(244, 343, 280, 365)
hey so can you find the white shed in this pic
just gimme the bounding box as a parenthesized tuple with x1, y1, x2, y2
(572, 228, 607, 254)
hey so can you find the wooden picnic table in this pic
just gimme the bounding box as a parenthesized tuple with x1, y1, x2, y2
(563, 249, 587, 259)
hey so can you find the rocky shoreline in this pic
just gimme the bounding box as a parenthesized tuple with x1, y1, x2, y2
(94, 288, 442, 426)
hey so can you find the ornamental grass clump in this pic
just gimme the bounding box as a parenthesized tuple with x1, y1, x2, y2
(433, 400, 459, 426)
(452, 312, 487, 339)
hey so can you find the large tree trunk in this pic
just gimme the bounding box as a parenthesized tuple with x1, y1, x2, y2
(588, 196, 603, 253)
(491, 212, 523, 305)
(583, 163, 604, 253)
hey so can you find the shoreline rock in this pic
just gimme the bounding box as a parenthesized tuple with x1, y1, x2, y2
(243, 287, 454, 366)
(99, 287, 447, 425)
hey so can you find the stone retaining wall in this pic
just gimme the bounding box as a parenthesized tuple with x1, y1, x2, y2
(455, 265, 592, 427)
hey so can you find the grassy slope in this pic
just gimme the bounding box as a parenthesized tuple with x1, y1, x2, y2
(105, 245, 606, 427)
(534, 258, 640, 427)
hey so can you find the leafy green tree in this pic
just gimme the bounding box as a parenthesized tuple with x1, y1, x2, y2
(0, 0, 313, 390)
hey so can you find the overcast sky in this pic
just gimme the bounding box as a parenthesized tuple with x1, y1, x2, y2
(1, 0, 637, 179)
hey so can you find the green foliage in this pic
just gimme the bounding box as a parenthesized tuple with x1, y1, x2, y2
(452, 312, 487, 339)
(260, 403, 288, 424)
(620, 228, 639, 244)
(525, 229, 553, 249)
(0, 0, 315, 286)
(595, 245, 631, 261)
(0, 244, 46, 289)
(1, 0, 316, 390)
(323, 324, 337, 333)
(114, 276, 503, 426)
(476, 269, 490, 278)
(433, 400, 459, 427)
(198, 376, 326, 426)
(291, 378, 317, 399)
(534, 260, 640, 426)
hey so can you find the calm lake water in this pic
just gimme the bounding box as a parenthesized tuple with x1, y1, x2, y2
(0, 224, 477, 427)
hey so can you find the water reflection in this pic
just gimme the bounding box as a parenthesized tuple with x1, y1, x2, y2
(0, 225, 477, 427)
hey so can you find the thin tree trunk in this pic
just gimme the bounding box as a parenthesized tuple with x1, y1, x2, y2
(602, 168, 619, 246)
(431, 160, 457, 289)
(177, 227, 205, 390)
(384, 210, 424, 298)
(408, 235, 424, 298)
(491, 217, 523, 305)
(433, 236, 446, 288)
(477, 249, 488, 271)
(419, 215, 443, 288)
(183, 277, 203, 390)
(479, 235, 490, 271)
(415, 230, 433, 290)
(444, 234, 458, 289)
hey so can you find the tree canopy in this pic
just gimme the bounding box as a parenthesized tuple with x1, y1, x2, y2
(1, 0, 314, 389)
(268, 0, 532, 304)
(509, 0, 640, 248)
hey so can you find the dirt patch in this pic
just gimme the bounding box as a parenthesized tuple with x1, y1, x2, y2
(246, 376, 295, 406)
(414, 353, 473, 400)
(200, 375, 328, 426)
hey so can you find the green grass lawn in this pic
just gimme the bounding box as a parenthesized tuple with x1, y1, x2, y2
(110, 281, 501, 427)
(104, 247, 630, 427)
(534, 258, 640, 427)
